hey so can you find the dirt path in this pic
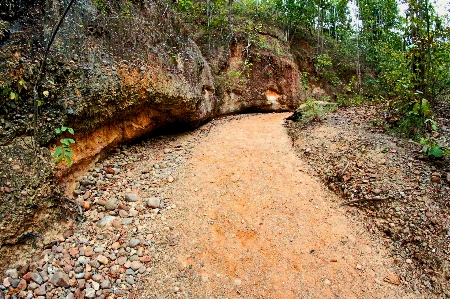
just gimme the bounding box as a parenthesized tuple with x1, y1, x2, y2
(138, 113, 417, 298)
(0, 113, 424, 299)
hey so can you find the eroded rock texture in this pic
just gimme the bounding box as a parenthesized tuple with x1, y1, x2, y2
(0, 0, 309, 260)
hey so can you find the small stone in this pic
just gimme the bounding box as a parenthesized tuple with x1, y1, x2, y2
(3, 277, 10, 287)
(17, 279, 27, 291)
(356, 264, 362, 270)
(168, 176, 174, 183)
(96, 199, 107, 206)
(112, 218, 123, 228)
(105, 199, 118, 211)
(84, 246, 94, 257)
(372, 188, 381, 195)
(145, 197, 162, 208)
(130, 261, 143, 271)
(125, 193, 139, 202)
(111, 242, 120, 250)
(29, 272, 43, 284)
(106, 167, 115, 175)
(100, 279, 111, 289)
(34, 284, 46, 296)
(324, 279, 331, 285)
(94, 246, 104, 253)
(129, 254, 139, 261)
(129, 238, 140, 248)
(97, 216, 116, 227)
(81, 201, 91, 210)
(139, 256, 152, 263)
(119, 210, 128, 217)
(49, 271, 70, 287)
(85, 287, 96, 298)
(129, 209, 139, 217)
(28, 282, 39, 290)
(431, 174, 441, 183)
(92, 281, 100, 290)
(125, 269, 135, 275)
(8, 278, 20, 288)
(81, 179, 95, 187)
(5, 268, 18, 279)
(97, 255, 108, 265)
(122, 218, 133, 225)
(384, 274, 401, 285)
(405, 258, 413, 264)
(137, 247, 144, 256)
(425, 211, 433, 217)
(446, 173, 450, 183)
(69, 247, 79, 257)
(117, 256, 127, 265)
(92, 274, 103, 282)
(233, 279, 241, 286)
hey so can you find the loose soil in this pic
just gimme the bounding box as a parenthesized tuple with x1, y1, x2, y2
(135, 113, 419, 299)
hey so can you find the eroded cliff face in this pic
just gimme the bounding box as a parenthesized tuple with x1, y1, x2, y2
(0, 0, 310, 257)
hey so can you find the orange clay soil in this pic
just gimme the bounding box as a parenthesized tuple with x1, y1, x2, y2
(137, 113, 419, 299)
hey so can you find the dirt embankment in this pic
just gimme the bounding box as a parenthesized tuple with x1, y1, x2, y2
(286, 106, 450, 298)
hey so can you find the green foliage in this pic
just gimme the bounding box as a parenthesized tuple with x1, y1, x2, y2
(93, 0, 109, 14)
(420, 137, 450, 158)
(336, 94, 365, 107)
(177, 0, 193, 11)
(298, 97, 337, 123)
(120, 1, 133, 17)
(216, 59, 253, 92)
(53, 126, 75, 166)
(396, 98, 433, 138)
(315, 54, 333, 70)
(1, 78, 28, 103)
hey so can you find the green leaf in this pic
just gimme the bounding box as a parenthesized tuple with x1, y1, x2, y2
(60, 138, 75, 146)
(428, 146, 444, 158)
(55, 128, 61, 134)
(2, 87, 11, 96)
(37, 100, 43, 107)
(68, 128, 74, 135)
(64, 156, 73, 167)
(10, 92, 17, 100)
(61, 126, 67, 132)
(53, 146, 63, 157)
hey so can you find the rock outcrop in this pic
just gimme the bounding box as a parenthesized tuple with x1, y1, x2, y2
(0, 0, 310, 262)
